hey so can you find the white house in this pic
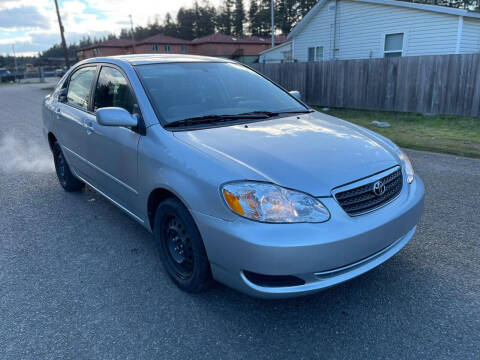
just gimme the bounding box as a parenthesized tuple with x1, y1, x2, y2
(259, 41, 293, 63)
(273, 0, 480, 62)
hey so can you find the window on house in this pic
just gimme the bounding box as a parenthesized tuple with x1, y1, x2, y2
(181, 45, 187, 53)
(308, 46, 324, 61)
(152, 44, 159, 52)
(165, 44, 171, 53)
(315, 46, 323, 61)
(384, 33, 404, 57)
(282, 50, 292, 61)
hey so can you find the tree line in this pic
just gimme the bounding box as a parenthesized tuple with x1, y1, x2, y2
(1, 0, 479, 69)
(115, 0, 319, 41)
(116, 0, 480, 41)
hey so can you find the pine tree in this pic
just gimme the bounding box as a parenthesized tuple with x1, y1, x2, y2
(297, 0, 317, 17)
(217, 0, 234, 35)
(194, 1, 216, 38)
(233, 0, 246, 36)
(257, 0, 273, 38)
(248, 0, 262, 36)
(163, 13, 179, 37)
(277, 0, 298, 35)
(177, 7, 196, 40)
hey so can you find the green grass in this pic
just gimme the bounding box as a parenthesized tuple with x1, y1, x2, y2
(314, 107, 480, 159)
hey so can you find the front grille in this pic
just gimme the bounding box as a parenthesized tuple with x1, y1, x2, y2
(334, 168, 403, 216)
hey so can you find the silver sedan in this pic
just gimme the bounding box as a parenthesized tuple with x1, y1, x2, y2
(42, 55, 424, 298)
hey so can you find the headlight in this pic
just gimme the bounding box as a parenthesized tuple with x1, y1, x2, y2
(221, 182, 330, 223)
(394, 147, 414, 184)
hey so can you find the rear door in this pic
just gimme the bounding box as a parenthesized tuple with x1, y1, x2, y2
(84, 65, 142, 217)
(56, 65, 97, 178)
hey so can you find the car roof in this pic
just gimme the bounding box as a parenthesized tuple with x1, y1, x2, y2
(80, 54, 235, 67)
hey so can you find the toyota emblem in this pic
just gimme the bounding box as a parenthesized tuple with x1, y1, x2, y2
(373, 180, 386, 196)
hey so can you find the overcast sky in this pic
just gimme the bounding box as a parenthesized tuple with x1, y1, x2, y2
(0, 0, 224, 56)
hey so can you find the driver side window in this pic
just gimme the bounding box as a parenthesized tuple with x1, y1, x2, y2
(66, 66, 97, 111)
(93, 67, 136, 114)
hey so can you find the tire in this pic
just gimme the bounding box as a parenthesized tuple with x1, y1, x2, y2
(153, 197, 212, 292)
(52, 142, 84, 192)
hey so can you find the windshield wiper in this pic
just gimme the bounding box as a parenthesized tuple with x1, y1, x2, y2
(235, 111, 280, 117)
(165, 113, 272, 128)
(164, 110, 312, 129)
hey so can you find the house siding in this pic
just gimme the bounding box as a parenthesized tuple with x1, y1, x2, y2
(259, 42, 292, 63)
(293, 0, 480, 62)
(293, 3, 333, 62)
(461, 18, 480, 53)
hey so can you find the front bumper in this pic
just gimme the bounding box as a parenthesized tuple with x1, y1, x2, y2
(193, 176, 425, 299)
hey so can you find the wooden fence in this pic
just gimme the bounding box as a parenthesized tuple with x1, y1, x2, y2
(251, 54, 480, 117)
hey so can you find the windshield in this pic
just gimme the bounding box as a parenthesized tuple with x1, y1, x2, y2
(135, 62, 307, 124)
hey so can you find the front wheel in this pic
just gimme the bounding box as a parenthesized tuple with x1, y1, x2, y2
(154, 198, 212, 292)
(52, 142, 84, 192)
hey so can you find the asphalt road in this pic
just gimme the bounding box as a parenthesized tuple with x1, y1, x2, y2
(1, 83, 479, 360)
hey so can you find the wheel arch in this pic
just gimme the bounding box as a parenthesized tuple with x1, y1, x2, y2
(47, 132, 57, 152)
(147, 187, 189, 232)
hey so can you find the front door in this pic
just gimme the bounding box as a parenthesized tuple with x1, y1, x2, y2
(83, 65, 142, 217)
(56, 65, 97, 178)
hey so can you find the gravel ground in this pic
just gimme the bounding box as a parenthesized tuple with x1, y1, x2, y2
(0, 83, 479, 359)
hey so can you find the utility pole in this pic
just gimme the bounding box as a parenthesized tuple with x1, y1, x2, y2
(129, 14, 136, 54)
(53, 0, 70, 68)
(271, 0, 275, 48)
(12, 44, 18, 82)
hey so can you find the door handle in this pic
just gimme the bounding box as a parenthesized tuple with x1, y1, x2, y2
(55, 108, 61, 119)
(85, 122, 95, 135)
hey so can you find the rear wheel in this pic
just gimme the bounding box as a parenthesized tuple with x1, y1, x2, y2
(154, 197, 212, 292)
(52, 142, 84, 192)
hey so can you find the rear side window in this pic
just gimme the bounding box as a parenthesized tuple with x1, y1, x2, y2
(93, 67, 136, 114)
(66, 66, 97, 111)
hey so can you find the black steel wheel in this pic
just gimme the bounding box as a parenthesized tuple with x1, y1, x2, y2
(52, 142, 84, 192)
(163, 214, 194, 279)
(154, 197, 212, 292)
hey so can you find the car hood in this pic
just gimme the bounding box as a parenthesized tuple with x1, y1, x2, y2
(173, 112, 399, 196)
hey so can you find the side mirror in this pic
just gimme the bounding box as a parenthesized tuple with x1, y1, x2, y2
(96, 107, 138, 127)
(289, 90, 302, 101)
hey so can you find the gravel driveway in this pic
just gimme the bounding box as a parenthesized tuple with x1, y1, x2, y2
(0, 83, 479, 359)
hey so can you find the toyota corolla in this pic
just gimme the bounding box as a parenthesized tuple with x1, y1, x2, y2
(42, 55, 424, 298)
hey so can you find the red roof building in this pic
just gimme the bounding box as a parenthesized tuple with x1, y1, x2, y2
(191, 34, 287, 63)
(76, 39, 134, 60)
(135, 34, 192, 55)
(76, 33, 287, 64)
